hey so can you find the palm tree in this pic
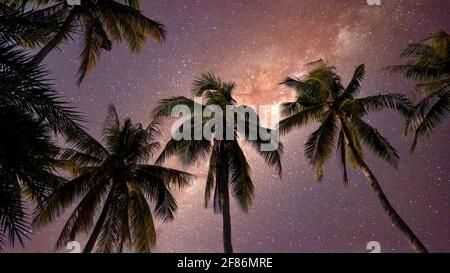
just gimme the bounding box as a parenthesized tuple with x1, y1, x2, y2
(3, 0, 166, 84)
(388, 31, 450, 151)
(153, 73, 283, 253)
(34, 104, 194, 253)
(279, 60, 428, 253)
(0, 4, 81, 251)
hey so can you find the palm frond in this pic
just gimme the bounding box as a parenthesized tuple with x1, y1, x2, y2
(0, 173, 29, 248)
(243, 125, 283, 177)
(33, 168, 107, 228)
(77, 13, 106, 85)
(342, 122, 364, 169)
(63, 124, 109, 161)
(152, 96, 199, 119)
(411, 93, 450, 151)
(336, 131, 349, 187)
(136, 164, 194, 189)
(0, 100, 63, 249)
(400, 43, 435, 58)
(126, 0, 140, 10)
(96, 186, 128, 253)
(204, 145, 218, 208)
(133, 169, 178, 222)
(345, 93, 413, 118)
(54, 182, 109, 250)
(155, 138, 211, 166)
(349, 116, 399, 167)
(192, 73, 224, 96)
(21, 169, 65, 205)
(278, 104, 326, 135)
(305, 114, 337, 181)
(227, 141, 254, 212)
(128, 187, 156, 253)
(58, 148, 102, 170)
(343, 64, 365, 98)
(0, 42, 83, 133)
(0, 3, 60, 48)
(234, 106, 283, 176)
(417, 78, 450, 96)
(387, 64, 443, 82)
(279, 102, 301, 117)
(145, 118, 162, 140)
(98, 1, 166, 52)
(281, 76, 320, 97)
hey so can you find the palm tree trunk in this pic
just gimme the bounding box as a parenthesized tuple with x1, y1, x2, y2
(341, 119, 428, 253)
(31, 7, 79, 65)
(359, 159, 428, 253)
(216, 140, 233, 253)
(83, 186, 115, 253)
(222, 180, 233, 253)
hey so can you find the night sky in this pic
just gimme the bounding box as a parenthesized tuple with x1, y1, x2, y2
(7, 0, 450, 253)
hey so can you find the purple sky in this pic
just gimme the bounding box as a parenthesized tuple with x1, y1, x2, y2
(7, 0, 450, 253)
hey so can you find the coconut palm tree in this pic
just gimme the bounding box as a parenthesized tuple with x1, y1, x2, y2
(153, 73, 283, 253)
(279, 60, 428, 253)
(388, 31, 450, 151)
(0, 5, 81, 251)
(3, 0, 166, 84)
(34, 104, 194, 253)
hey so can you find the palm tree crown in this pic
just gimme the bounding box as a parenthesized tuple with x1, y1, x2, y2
(34, 105, 194, 253)
(4, 0, 166, 84)
(280, 60, 411, 183)
(279, 60, 428, 253)
(388, 30, 450, 151)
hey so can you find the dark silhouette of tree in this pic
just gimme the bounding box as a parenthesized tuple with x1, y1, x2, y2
(0, 4, 81, 250)
(279, 60, 427, 253)
(34, 105, 194, 253)
(388, 31, 450, 151)
(153, 73, 283, 253)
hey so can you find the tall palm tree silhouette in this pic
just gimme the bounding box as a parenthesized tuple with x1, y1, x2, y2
(153, 73, 283, 253)
(279, 60, 428, 253)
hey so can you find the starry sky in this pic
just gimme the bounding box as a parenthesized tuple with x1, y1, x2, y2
(7, 0, 450, 253)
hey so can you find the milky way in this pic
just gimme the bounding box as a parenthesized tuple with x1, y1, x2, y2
(7, 0, 450, 253)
